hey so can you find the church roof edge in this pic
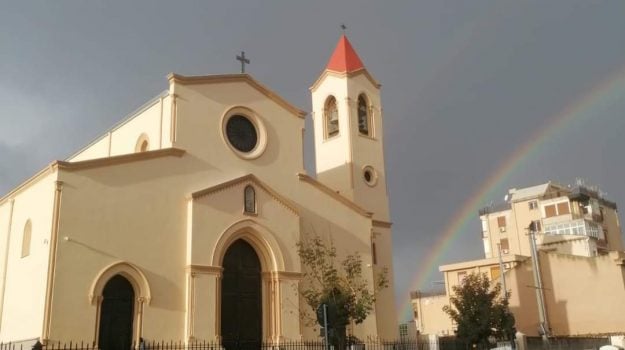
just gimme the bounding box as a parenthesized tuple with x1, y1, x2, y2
(297, 173, 373, 218)
(0, 148, 186, 205)
(309, 69, 381, 92)
(57, 148, 186, 171)
(167, 73, 307, 119)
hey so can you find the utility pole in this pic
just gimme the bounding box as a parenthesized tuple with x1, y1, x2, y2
(497, 243, 508, 298)
(528, 223, 550, 342)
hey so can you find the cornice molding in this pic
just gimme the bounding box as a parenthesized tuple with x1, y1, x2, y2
(186, 265, 224, 275)
(167, 73, 307, 119)
(0, 148, 185, 205)
(309, 68, 381, 92)
(372, 220, 392, 228)
(191, 174, 300, 215)
(276, 271, 303, 280)
(56, 148, 186, 171)
(0, 165, 56, 206)
(66, 91, 170, 161)
(296, 173, 372, 218)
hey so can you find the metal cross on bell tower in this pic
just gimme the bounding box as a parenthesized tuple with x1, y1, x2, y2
(236, 51, 250, 73)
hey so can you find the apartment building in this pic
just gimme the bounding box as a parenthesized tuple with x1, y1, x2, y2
(479, 182, 622, 259)
(412, 181, 625, 336)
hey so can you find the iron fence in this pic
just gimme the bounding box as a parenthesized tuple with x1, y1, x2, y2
(526, 336, 610, 350)
(0, 339, 422, 350)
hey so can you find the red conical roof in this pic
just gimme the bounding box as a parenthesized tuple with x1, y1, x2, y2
(325, 35, 365, 73)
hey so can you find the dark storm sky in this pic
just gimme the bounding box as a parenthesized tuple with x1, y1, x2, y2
(1, 1, 625, 321)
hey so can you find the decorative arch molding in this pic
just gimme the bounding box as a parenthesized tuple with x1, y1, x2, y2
(135, 133, 150, 153)
(211, 219, 286, 272)
(89, 261, 152, 305)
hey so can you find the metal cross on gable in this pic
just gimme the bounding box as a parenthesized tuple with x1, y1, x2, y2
(236, 51, 250, 73)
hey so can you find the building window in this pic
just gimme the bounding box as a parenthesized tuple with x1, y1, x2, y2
(544, 202, 570, 218)
(490, 266, 501, 281)
(324, 96, 339, 138)
(544, 219, 599, 237)
(244, 185, 256, 214)
(528, 201, 538, 210)
(226, 115, 258, 153)
(500, 238, 509, 254)
(457, 271, 467, 284)
(22, 220, 32, 258)
(357, 94, 371, 136)
(497, 216, 506, 232)
(544, 204, 557, 218)
(557, 202, 570, 215)
(362, 165, 378, 186)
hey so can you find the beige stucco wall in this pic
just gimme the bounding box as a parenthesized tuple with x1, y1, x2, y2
(507, 251, 625, 336)
(0, 74, 397, 343)
(47, 154, 394, 342)
(0, 172, 57, 341)
(412, 294, 453, 336)
(418, 251, 625, 337)
(602, 207, 624, 251)
(69, 94, 173, 162)
(311, 72, 390, 222)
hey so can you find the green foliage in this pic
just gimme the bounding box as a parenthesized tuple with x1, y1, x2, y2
(443, 273, 516, 346)
(296, 235, 388, 342)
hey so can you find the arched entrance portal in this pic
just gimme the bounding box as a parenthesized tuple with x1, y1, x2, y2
(98, 275, 135, 350)
(221, 239, 262, 349)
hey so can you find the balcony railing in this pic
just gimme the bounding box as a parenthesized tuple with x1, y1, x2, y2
(543, 218, 603, 239)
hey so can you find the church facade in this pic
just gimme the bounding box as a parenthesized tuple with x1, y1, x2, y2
(0, 35, 398, 345)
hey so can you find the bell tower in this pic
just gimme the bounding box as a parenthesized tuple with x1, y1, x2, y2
(311, 35, 390, 221)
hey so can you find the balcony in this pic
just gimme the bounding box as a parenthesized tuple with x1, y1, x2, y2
(542, 218, 604, 239)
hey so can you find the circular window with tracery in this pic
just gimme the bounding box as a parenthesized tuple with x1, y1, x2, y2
(221, 107, 267, 160)
(362, 166, 378, 187)
(226, 115, 258, 152)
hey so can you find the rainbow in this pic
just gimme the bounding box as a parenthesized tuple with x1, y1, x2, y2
(399, 63, 625, 322)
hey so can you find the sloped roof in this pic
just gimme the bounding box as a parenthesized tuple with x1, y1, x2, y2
(509, 183, 550, 202)
(167, 73, 307, 118)
(325, 35, 365, 73)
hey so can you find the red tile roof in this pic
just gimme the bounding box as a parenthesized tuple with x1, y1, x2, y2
(325, 35, 365, 73)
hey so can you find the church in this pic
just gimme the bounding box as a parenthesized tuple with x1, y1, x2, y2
(0, 35, 398, 346)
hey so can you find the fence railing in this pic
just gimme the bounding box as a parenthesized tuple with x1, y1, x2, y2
(0, 339, 422, 350)
(526, 336, 610, 350)
(0, 336, 614, 350)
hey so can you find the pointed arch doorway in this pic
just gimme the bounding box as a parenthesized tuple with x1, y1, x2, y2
(98, 275, 135, 350)
(221, 239, 262, 349)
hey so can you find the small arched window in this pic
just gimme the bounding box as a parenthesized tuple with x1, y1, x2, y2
(135, 134, 149, 153)
(244, 185, 256, 214)
(22, 220, 32, 258)
(324, 96, 339, 138)
(357, 94, 371, 136)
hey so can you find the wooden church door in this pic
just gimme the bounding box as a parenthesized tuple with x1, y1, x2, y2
(221, 239, 262, 350)
(98, 275, 135, 350)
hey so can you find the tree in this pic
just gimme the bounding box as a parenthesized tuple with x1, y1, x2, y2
(443, 273, 516, 347)
(296, 236, 388, 347)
